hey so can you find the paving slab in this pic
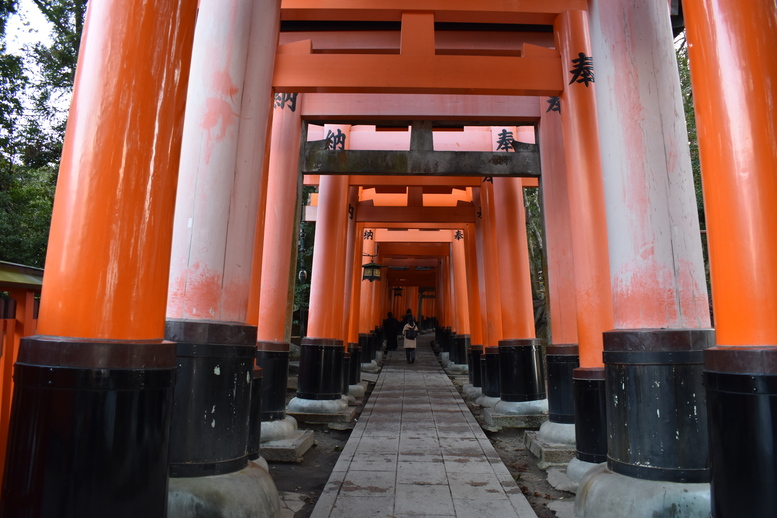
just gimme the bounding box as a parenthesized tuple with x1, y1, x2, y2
(310, 336, 538, 517)
(525, 430, 576, 469)
(259, 429, 315, 463)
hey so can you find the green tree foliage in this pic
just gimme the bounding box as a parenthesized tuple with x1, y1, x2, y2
(675, 31, 703, 230)
(0, 0, 85, 267)
(676, 29, 712, 322)
(27, 0, 86, 139)
(523, 186, 548, 343)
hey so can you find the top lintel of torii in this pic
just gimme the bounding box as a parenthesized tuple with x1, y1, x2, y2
(274, 1, 581, 96)
(280, 0, 586, 24)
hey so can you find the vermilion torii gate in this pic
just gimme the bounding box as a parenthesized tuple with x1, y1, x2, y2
(1, 1, 775, 518)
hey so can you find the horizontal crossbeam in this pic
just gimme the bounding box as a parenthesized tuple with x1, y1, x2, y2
(303, 141, 540, 177)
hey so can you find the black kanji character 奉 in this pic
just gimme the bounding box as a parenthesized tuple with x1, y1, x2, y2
(569, 53, 595, 87)
(496, 129, 515, 151)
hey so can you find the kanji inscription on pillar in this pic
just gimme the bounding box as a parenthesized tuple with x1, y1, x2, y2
(546, 96, 561, 113)
(496, 129, 515, 151)
(454, 230, 464, 241)
(569, 53, 595, 86)
(274, 93, 298, 111)
(363, 229, 374, 240)
(326, 129, 346, 150)
(483, 176, 494, 183)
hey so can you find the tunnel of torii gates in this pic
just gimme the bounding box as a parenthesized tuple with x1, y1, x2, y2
(0, 0, 774, 517)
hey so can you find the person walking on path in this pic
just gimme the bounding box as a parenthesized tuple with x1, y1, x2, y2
(402, 317, 419, 364)
(383, 312, 400, 351)
(402, 308, 414, 327)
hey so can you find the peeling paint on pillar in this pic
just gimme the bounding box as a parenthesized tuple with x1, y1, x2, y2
(588, 0, 710, 329)
(167, 0, 278, 324)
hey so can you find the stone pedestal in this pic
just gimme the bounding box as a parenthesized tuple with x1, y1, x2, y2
(168, 459, 281, 517)
(576, 464, 710, 518)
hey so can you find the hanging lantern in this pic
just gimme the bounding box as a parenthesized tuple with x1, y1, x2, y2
(392, 286, 403, 297)
(362, 262, 382, 282)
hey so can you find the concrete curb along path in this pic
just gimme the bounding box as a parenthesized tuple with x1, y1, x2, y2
(311, 333, 538, 517)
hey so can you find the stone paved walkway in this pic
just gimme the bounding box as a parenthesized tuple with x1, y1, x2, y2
(311, 334, 538, 518)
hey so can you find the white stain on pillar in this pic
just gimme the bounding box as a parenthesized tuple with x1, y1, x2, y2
(588, 0, 710, 329)
(167, 0, 280, 323)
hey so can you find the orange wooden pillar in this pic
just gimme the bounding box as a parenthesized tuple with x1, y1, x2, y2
(538, 97, 580, 432)
(477, 183, 505, 405)
(472, 192, 491, 348)
(684, 1, 777, 515)
(490, 127, 546, 412)
(539, 100, 578, 348)
(346, 221, 364, 375)
(451, 238, 470, 336)
(342, 186, 360, 343)
(0, 1, 197, 513)
(0, 288, 36, 487)
(375, 255, 388, 328)
(567, 2, 715, 512)
(293, 125, 350, 409)
(464, 223, 484, 348)
(492, 176, 535, 338)
(554, 10, 613, 472)
(464, 223, 485, 389)
(163, 0, 281, 484)
(480, 182, 505, 347)
(341, 186, 361, 390)
(256, 93, 303, 429)
(473, 187, 495, 399)
(358, 228, 377, 365)
(554, 11, 614, 370)
(445, 255, 455, 331)
(451, 235, 471, 366)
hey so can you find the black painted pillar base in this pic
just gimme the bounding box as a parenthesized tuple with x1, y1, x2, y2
(603, 328, 713, 483)
(341, 352, 351, 396)
(497, 339, 545, 402)
(1, 337, 177, 517)
(247, 367, 262, 460)
(547, 344, 579, 424)
(165, 320, 256, 477)
(705, 345, 777, 517)
(573, 367, 607, 464)
(481, 347, 501, 398)
(452, 334, 470, 365)
(295, 337, 344, 400)
(256, 340, 290, 422)
(358, 333, 371, 365)
(347, 342, 361, 385)
(469, 345, 483, 387)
